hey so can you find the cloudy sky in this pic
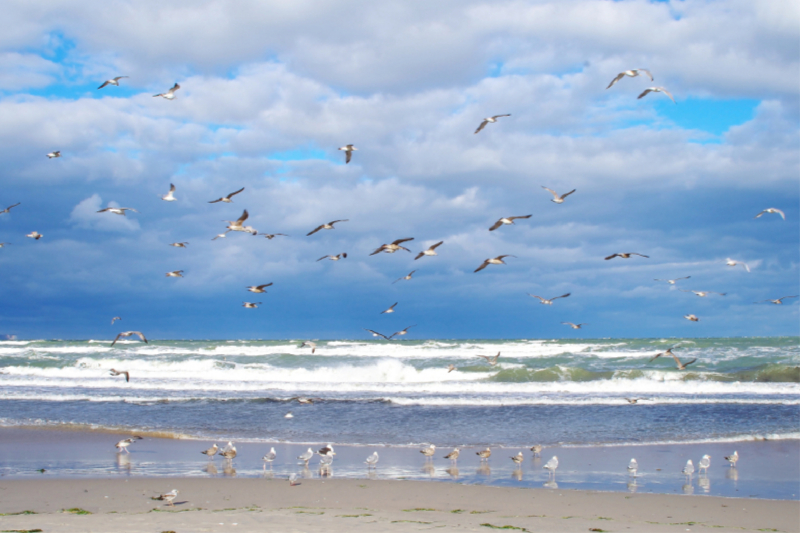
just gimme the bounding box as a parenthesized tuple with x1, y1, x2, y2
(0, 0, 797, 340)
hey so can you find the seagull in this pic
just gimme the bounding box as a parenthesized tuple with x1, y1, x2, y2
(754, 208, 785, 220)
(212, 231, 230, 240)
(224, 210, 252, 233)
(649, 348, 697, 370)
(389, 325, 415, 339)
(489, 215, 532, 231)
(242, 302, 261, 308)
(298, 448, 314, 465)
(625, 398, 639, 404)
(638, 87, 676, 103)
(288, 473, 299, 486)
(529, 293, 570, 305)
(561, 322, 586, 329)
(684, 314, 699, 322)
(627, 458, 638, 477)
(605, 252, 648, 260)
(474, 114, 511, 134)
(447, 364, 456, 373)
(166, 270, 184, 277)
(477, 448, 492, 461)
(420, 444, 436, 459)
(756, 296, 798, 305)
(262, 233, 288, 239)
(111, 317, 122, 325)
(392, 270, 417, 283)
(247, 283, 273, 293)
(511, 452, 524, 466)
(307, 220, 348, 236)
(109, 368, 130, 382)
(98, 76, 128, 89)
(317, 444, 336, 457)
(370, 238, 414, 255)
(161, 184, 176, 202)
(209, 187, 245, 204)
(156, 489, 179, 506)
(338, 144, 357, 164)
(46, 151, 61, 159)
(724, 451, 739, 467)
(115, 436, 142, 453)
(0, 203, 20, 214)
(474, 255, 515, 273)
(444, 448, 460, 462)
(680, 290, 726, 297)
(364, 328, 390, 340)
(169, 242, 188, 248)
(285, 412, 294, 419)
(542, 187, 576, 204)
(262, 447, 277, 470)
(153, 83, 180, 99)
(296, 397, 314, 404)
(543, 456, 559, 475)
(415, 241, 443, 260)
(317, 253, 347, 261)
(220, 442, 237, 460)
(26, 231, 43, 240)
(530, 445, 542, 457)
(726, 258, 750, 272)
(97, 207, 138, 216)
(201, 444, 218, 458)
(478, 352, 501, 366)
(380, 303, 398, 314)
(606, 69, 653, 89)
(654, 276, 691, 284)
(300, 341, 317, 353)
(111, 331, 147, 346)
(365, 451, 379, 468)
(698, 454, 711, 475)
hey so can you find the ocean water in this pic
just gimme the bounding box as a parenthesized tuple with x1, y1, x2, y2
(1, 337, 798, 447)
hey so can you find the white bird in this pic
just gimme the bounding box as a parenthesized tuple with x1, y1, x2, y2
(161, 183, 176, 202)
(98, 76, 128, 89)
(97, 207, 138, 216)
(606, 69, 653, 89)
(298, 448, 314, 465)
(684, 314, 699, 322)
(317, 444, 336, 457)
(476, 448, 492, 461)
(754, 208, 785, 220)
(212, 231, 230, 240)
(654, 276, 690, 284)
(380, 302, 398, 314)
(562, 322, 585, 329)
(242, 302, 261, 308)
(392, 270, 416, 284)
(247, 283, 273, 293)
(156, 489, 179, 506)
(153, 83, 180, 99)
(477, 352, 501, 366)
(46, 151, 61, 159)
(755, 296, 798, 305)
(683, 459, 695, 478)
(300, 341, 317, 353)
(1, 203, 20, 214)
(262, 447, 277, 470)
(638, 87, 675, 103)
(307, 220, 348, 236)
(201, 444, 218, 458)
(111, 331, 147, 346)
(365, 451, 379, 468)
(285, 412, 294, 419)
(338, 144, 357, 164)
(111, 317, 122, 325)
(489, 215, 532, 231)
(169, 242, 188, 248)
(475, 255, 515, 273)
(680, 290, 726, 297)
(225, 210, 253, 233)
(420, 444, 436, 459)
(698, 454, 711, 475)
(389, 325, 415, 339)
(370, 237, 414, 255)
(542, 186, 576, 204)
(528, 293, 570, 305)
(627, 458, 638, 477)
(289, 473, 299, 486)
(26, 231, 43, 240)
(319, 454, 334, 471)
(209, 187, 245, 204)
(415, 241, 443, 260)
(475, 114, 511, 134)
(511, 452, 524, 466)
(543, 456, 559, 475)
(605, 252, 648, 260)
(115, 436, 142, 453)
(724, 451, 739, 467)
(726, 258, 750, 272)
(220, 443, 237, 460)
(166, 270, 184, 278)
(444, 448, 460, 462)
(317, 253, 347, 261)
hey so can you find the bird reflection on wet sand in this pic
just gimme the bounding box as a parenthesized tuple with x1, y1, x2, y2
(476, 463, 491, 477)
(223, 463, 236, 477)
(698, 475, 710, 493)
(115, 453, 131, 474)
(446, 465, 460, 479)
(543, 480, 558, 489)
(627, 479, 638, 493)
(683, 483, 694, 495)
(421, 463, 435, 477)
(204, 462, 218, 475)
(512, 468, 523, 481)
(726, 468, 739, 482)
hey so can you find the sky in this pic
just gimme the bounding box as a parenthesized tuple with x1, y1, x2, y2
(0, 0, 798, 340)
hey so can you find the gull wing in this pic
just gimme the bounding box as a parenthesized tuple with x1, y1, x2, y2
(226, 187, 245, 200)
(364, 329, 389, 340)
(256, 283, 273, 290)
(509, 215, 532, 221)
(307, 225, 325, 236)
(488, 219, 504, 231)
(474, 120, 489, 134)
(541, 186, 559, 198)
(345, 151, 352, 164)
(110, 333, 124, 347)
(474, 261, 490, 273)
(631, 253, 649, 258)
(392, 237, 414, 245)
(606, 72, 625, 89)
(552, 293, 571, 300)
(430, 241, 444, 250)
(235, 210, 249, 225)
(604, 254, 620, 260)
(132, 331, 148, 343)
(316, 255, 330, 262)
(98, 80, 111, 89)
(370, 245, 387, 256)
(561, 189, 576, 199)
(680, 357, 697, 370)
(638, 69, 654, 81)
(527, 294, 545, 302)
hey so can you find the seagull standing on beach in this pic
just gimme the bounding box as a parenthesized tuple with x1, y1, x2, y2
(115, 436, 142, 453)
(698, 455, 711, 475)
(756, 296, 798, 305)
(298, 448, 314, 466)
(110, 331, 147, 346)
(476, 448, 492, 461)
(262, 447, 276, 470)
(392, 270, 416, 284)
(606, 69, 653, 89)
(444, 448, 460, 463)
(371, 238, 414, 255)
(317, 444, 336, 457)
(109, 369, 130, 382)
(511, 452, 524, 466)
(726, 258, 750, 272)
(725, 451, 739, 467)
(338, 144, 357, 164)
(543, 456, 559, 476)
(528, 293, 570, 305)
(153, 83, 180, 99)
(247, 283, 273, 293)
(156, 489, 179, 506)
(683, 459, 695, 479)
(161, 184, 176, 202)
(201, 444, 218, 458)
(654, 276, 691, 284)
(220, 442, 237, 460)
(489, 215, 532, 231)
(415, 241, 443, 260)
(754, 208, 785, 220)
(530, 445, 542, 457)
(365, 451, 379, 469)
(288, 473, 299, 486)
(209, 188, 245, 204)
(474, 114, 511, 134)
(1, 203, 20, 214)
(542, 187, 576, 204)
(307, 220, 349, 236)
(300, 341, 317, 353)
(638, 87, 676, 103)
(46, 151, 61, 159)
(474, 255, 515, 273)
(420, 444, 436, 460)
(627, 458, 638, 477)
(477, 352, 501, 366)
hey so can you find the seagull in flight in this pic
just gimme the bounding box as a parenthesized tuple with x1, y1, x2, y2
(111, 331, 148, 346)
(475, 114, 511, 134)
(380, 302, 398, 314)
(307, 220, 348, 236)
(392, 270, 416, 284)
(212, 231, 230, 240)
(649, 348, 697, 370)
(561, 322, 586, 329)
(370, 238, 414, 255)
(338, 144, 357, 164)
(111, 317, 122, 325)
(755, 296, 798, 305)
(389, 325, 415, 339)
(209, 187, 245, 204)
(300, 341, 317, 353)
(725, 258, 750, 272)
(415, 241, 443, 260)
(98, 76, 128, 89)
(529, 293, 570, 305)
(262, 233, 288, 240)
(447, 365, 456, 373)
(655, 276, 690, 284)
(474, 255, 515, 273)
(97, 207, 138, 216)
(684, 314, 699, 322)
(364, 328, 390, 340)
(166, 270, 184, 277)
(680, 290, 726, 297)
(46, 151, 61, 159)
(247, 283, 273, 293)
(26, 231, 43, 240)
(161, 184, 176, 202)
(605, 253, 648, 260)
(169, 242, 188, 248)
(489, 215, 531, 231)
(542, 186, 576, 204)
(477, 352, 500, 366)
(606, 69, 653, 89)
(1, 203, 20, 214)
(754, 208, 785, 220)
(638, 87, 676, 103)
(242, 302, 261, 308)
(109, 368, 130, 382)
(317, 253, 347, 261)
(225, 210, 253, 233)
(153, 83, 180, 99)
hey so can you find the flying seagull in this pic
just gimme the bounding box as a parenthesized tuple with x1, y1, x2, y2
(46, 151, 61, 159)
(392, 270, 417, 284)
(242, 302, 261, 308)
(380, 302, 398, 314)
(307, 219, 348, 236)
(489, 215, 532, 231)
(754, 208, 785, 220)
(561, 322, 586, 329)
(655, 276, 690, 284)
(447, 364, 456, 373)
(1, 203, 20, 214)
(649, 348, 697, 370)
(638, 87, 676, 103)
(111, 331, 147, 346)
(475, 114, 511, 134)
(109, 368, 130, 382)
(111, 317, 121, 324)
(370, 237, 414, 255)
(169, 242, 188, 248)
(684, 314, 699, 322)
(317, 253, 347, 261)
(262, 233, 288, 239)
(474, 255, 516, 272)
(605, 253, 648, 260)
(166, 270, 184, 277)
(209, 187, 245, 204)
(300, 341, 317, 353)
(680, 290, 726, 297)
(0, 243, 10, 247)
(212, 231, 230, 240)
(529, 293, 570, 305)
(26, 231, 43, 240)
(364, 328, 390, 340)
(161, 184, 176, 202)
(225, 210, 252, 233)
(606, 69, 653, 89)
(98, 76, 128, 89)
(97, 207, 138, 216)
(415, 241, 443, 260)
(755, 296, 798, 305)
(478, 352, 501, 366)
(153, 83, 180, 99)
(726, 258, 750, 272)
(247, 283, 273, 293)
(389, 325, 415, 339)
(542, 186, 576, 204)
(338, 144, 357, 164)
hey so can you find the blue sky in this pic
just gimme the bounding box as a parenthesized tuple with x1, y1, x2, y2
(0, 0, 797, 340)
